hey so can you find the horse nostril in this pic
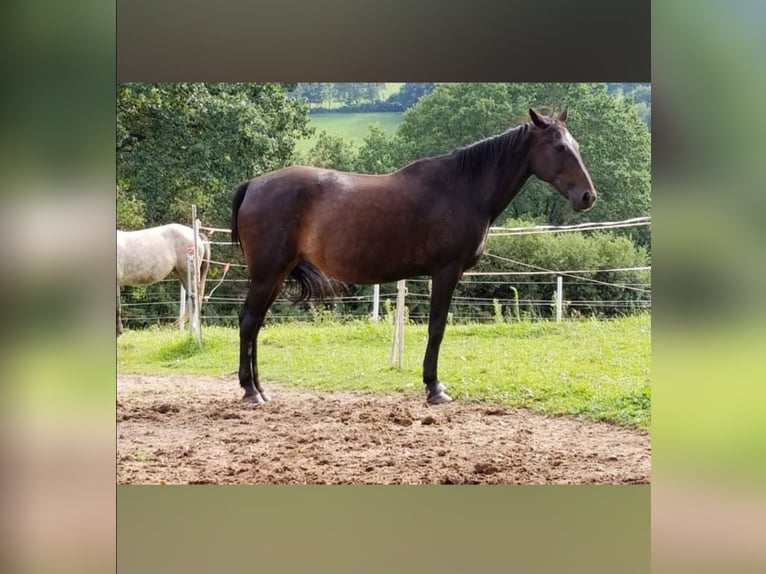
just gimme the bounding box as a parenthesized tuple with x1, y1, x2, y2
(582, 191, 593, 206)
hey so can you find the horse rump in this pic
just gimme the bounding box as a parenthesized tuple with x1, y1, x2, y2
(230, 180, 250, 248)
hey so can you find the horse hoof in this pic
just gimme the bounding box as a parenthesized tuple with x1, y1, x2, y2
(259, 391, 271, 402)
(427, 391, 453, 405)
(242, 392, 265, 405)
(426, 381, 451, 404)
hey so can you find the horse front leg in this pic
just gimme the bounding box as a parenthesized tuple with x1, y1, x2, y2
(423, 267, 462, 404)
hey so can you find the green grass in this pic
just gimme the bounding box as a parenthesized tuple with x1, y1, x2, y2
(295, 112, 404, 153)
(118, 315, 651, 429)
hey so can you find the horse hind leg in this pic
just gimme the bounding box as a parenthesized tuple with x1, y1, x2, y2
(238, 273, 285, 405)
(252, 337, 271, 403)
(238, 305, 262, 403)
(175, 268, 195, 329)
(177, 296, 190, 329)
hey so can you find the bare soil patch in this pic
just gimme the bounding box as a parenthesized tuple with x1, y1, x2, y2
(117, 374, 650, 484)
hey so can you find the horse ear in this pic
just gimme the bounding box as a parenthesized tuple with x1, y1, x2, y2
(558, 106, 568, 123)
(529, 108, 548, 129)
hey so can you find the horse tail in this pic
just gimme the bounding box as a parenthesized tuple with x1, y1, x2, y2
(286, 260, 345, 303)
(231, 180, 250, 249)
(197, 231, 211, 302)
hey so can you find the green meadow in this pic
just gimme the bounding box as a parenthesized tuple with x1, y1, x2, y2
(295, 112, 404, 153)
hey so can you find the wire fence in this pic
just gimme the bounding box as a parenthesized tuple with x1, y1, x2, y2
(119, 214, 651, 330)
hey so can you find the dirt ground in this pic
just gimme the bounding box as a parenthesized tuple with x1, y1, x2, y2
(117, 374, 651, 485)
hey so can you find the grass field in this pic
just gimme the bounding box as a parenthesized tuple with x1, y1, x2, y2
(295, 112, 404, 153)
(117, 315, 651, 429)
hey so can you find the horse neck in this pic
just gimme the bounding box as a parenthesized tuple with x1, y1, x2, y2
(451, 125, 534, 223)
(483, 152, 533, 223)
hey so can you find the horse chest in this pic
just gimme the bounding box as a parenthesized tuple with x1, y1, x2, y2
(464, 234, 487, 269)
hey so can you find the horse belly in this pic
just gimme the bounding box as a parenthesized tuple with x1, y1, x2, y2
(323, 255, 427, 284)
(117, 247, 177, 287)
(303, 211, 436, 284)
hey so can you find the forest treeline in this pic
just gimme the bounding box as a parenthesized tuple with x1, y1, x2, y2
(291, 82, 651, 128)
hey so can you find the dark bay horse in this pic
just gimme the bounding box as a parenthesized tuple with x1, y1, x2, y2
(117, 223, 210, 335)
(231, 108, 597, 405)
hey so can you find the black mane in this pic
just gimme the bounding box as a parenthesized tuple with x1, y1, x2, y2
(395, 122, 533, 184)
(452, 122, 532, 182)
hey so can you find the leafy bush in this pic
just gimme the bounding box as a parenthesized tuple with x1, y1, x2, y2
(462, 218, 651, 318)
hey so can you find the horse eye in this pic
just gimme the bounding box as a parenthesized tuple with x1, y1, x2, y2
(555, 144, 566, 152)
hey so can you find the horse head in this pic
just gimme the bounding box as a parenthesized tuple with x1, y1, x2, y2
(527, 107, 597, 212)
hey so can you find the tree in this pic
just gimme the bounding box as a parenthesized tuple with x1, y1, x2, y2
(117, 83, 312, 227)
(398, 83, 516, 158)
(606, 83, 651, 131)
(116, 185, 145, 230)
(291, 83, 324, 108)
(355, 125, 412, 174)
(320, 84, 341, 108)
(361, 83, 385, 103)
(305, 131, 358, 172)
(333, 83, 358, 106)
(629, 84, 652, 106)
(633, 102, 651, 131)
(385, 83, 435, 110)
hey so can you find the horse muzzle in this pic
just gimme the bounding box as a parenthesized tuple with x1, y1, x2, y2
(572, 188, 597, 212)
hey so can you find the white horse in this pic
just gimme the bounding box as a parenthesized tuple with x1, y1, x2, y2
(117, 223, 210, 335)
